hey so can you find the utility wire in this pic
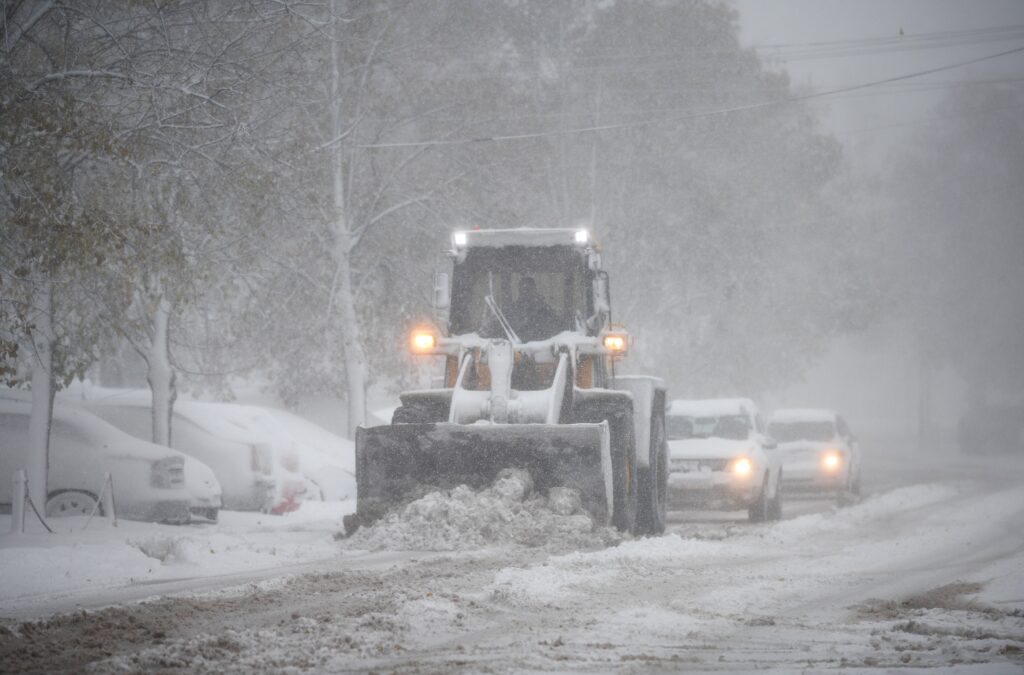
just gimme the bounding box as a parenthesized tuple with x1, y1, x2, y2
(358, 44, 1024, 149)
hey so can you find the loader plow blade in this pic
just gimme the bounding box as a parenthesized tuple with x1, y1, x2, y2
(354, 422, 612, 527)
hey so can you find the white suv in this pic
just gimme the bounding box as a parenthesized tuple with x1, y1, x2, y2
(666, 398, 783, 522)
(768, 408, 861, 502)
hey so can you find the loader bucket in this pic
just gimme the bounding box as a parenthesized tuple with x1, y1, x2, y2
(352, 422, 612, 528)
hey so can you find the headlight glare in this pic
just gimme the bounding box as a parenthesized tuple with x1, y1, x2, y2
(411, 330, 437, 353)
(821, 451, 841, 471)
(731, 457, 752, 476)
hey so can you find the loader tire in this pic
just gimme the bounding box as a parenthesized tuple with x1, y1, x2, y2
(392, 404, 438, 424)
(575, 397, 637, 533)
(636, 398, 667, 536)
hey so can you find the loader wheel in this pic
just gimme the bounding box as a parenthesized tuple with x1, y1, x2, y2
(636, 401, 667, 536)
(575, 397, 637, 533)
(611, 425, 638, 534)
(392, 404, 438, 424)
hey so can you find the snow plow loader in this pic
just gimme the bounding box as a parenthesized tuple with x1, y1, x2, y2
(349, 228, 668, 535)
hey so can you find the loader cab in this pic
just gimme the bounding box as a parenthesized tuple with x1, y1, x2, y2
(448, 245, 596, 342)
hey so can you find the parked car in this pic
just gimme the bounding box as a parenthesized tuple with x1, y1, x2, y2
(183, 456, 222, 521)
(0, 397, 222, 524)
(211, 405, 355, 502)
(767, 408, 861, 501)
(80, 400, 307, 514)
(666, 398, 783, 522)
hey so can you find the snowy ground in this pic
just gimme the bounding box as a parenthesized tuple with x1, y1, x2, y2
(0, 501, 356, 617)
(1, 436, 1022, 673)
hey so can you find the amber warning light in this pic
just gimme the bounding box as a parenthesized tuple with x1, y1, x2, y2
(410, 330, 436, 353)
(603, 333, 627, 353)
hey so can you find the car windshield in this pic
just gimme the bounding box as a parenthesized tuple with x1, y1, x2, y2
(667, 414, 750, 441)
(768, 420, 836, 443)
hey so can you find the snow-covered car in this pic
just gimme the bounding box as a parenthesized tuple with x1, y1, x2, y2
(768, 408, 861, 499)
(183, 456, 223, 521)
(79, 400, 323, 513)
(215, 405, 355, 502)
(0, 398, 221, 524)
(666, 398, 783, 522)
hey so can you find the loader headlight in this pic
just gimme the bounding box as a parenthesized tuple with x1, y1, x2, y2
(730, 457, 752, 476)
(411, 330, 437, 353)
(452, 231, 468, 247)
(821, 451, 842, 471)
(574, 229, 589, 244)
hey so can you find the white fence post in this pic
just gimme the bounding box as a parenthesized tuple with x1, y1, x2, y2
(11, 469, 26, 534)
(101, 472, 116, 524)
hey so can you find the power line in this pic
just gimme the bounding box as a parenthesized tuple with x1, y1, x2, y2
(358, 44, 1024, 149)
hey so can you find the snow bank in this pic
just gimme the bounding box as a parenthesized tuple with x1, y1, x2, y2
(0, 500, 354, 612)
(487, 534, 721, 606)
(345, 469, 621, 552)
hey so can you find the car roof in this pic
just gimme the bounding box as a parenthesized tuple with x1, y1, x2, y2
(0, 396, 185, 462)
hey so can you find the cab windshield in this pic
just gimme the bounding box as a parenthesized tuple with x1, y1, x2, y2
(448, 246, 591, 341)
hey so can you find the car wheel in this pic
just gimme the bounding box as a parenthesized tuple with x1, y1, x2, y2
(191, 507, 219, 523)
(307, 480, 326, 501)
(748, 478, 769, 523)
(768, 474, 783, 521)
(46, 490, 100, 518)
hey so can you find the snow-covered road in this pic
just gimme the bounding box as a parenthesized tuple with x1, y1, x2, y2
(2, 437, 1022, 673)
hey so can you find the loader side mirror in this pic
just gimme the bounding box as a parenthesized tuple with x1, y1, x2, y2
(432, 272, 450, 310)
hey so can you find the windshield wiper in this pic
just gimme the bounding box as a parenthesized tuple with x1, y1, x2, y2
(484, 294, 520, 344)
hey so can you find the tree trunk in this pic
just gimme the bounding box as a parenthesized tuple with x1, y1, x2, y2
(27, 276, 55, 507)
(146, 293, 177, 447)
(330, 4, 368, 438)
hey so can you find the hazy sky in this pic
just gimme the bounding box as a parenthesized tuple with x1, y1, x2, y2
(730, 1, 1024, 432)
(731, 0, 1024, 168)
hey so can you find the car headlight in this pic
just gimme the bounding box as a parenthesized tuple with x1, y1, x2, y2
(821, 451, 842, 471)
(730, 457, 752, 476)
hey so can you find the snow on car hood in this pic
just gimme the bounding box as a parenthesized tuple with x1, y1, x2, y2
(668, 437, 753, 460)
(775, 440, 838, 457)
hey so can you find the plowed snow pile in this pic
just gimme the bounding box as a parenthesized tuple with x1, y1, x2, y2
(345, 469, 621, 551)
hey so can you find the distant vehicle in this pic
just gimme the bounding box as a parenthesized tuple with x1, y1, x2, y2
(666, 398, 783, 522)
(0, 398, 221, 524)
(957, 406, 1024, 455)
(768, 408, 861, 502)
